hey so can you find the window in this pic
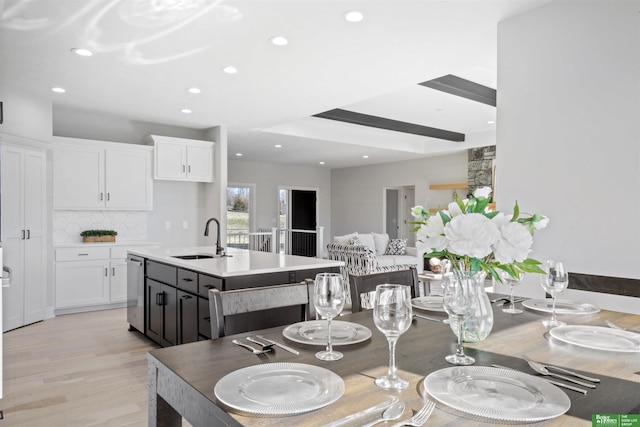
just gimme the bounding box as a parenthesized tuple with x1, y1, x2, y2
(226, 184, 253, 248)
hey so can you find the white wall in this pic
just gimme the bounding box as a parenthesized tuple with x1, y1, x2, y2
(228, 160, 332, 243)
(497, 1, 639, 313)
(330, 152, 468, 237)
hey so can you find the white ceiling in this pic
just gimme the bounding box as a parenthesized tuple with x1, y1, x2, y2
(1, 0, 552, 168)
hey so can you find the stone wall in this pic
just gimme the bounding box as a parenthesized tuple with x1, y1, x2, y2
(467, 146, 495, 197)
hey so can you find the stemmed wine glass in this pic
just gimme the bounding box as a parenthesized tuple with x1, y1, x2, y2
(313, 273, 346, 361)
(499, 270, 524, 314)
(540, 260, 569, 328)
(443, 276, 477, 365)
(373, 284, 413, 390)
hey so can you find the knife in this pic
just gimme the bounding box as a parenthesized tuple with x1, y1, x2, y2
(255, 335, 300, 355)
(319, 398, 399, 427)
(491, 364, 588, 395)
(413, 313, 442, 322)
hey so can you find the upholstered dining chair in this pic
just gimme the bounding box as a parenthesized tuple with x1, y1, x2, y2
(348, 267, 419, 312)
(208, 280, 316, 339)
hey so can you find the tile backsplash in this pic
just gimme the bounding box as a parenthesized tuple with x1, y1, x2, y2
(53, 211, 148, 244)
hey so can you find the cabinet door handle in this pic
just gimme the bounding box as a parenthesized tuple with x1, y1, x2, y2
(181, 295, 192, 299)
(100, 192, 104, 201)
(21, 230, 25, 240)
(78, 253, 89, 256)
(112, 267, 115, 276)
(182, 278, 193, 282)
(182, 164, 186, 173)
(188, 165, 191, 173)
(26, 229, 31, 239)
(104, 268, 108, 277)
(107, 193, 110, 201)
(156, 293, 161, 305)
(203, 316, 210, 321)
(204, 285, 216, 290)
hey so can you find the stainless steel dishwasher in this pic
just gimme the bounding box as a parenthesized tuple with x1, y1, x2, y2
(127, 255, 145, 332)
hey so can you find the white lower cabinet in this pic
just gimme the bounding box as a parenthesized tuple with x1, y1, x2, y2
(55, 246, 139, 312)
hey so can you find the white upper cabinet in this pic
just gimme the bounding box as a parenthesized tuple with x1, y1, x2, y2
(148, 135, 214, 182)
(53, 137, 153, 210)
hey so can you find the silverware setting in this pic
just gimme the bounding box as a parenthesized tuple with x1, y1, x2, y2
(605, 320, 640, 334)
(522, 357, 597, 388)
(389, 400, 436, 427)
(491, 364, 588, 395)
(494, 297, 526, 306)
(320, 398, 399, 427)
(246, 337, 275, 351)
(232, 339, 272, 355)
(413, 313, 443, 322)
(255, 335, 300, 355)
(521, 355, 600, 383)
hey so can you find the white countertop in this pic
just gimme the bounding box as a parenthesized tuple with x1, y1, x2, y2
(127, 246, 343, 278)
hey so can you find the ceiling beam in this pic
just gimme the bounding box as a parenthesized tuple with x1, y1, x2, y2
(313, 109, 465, 142)
(420, 75, 497, 107)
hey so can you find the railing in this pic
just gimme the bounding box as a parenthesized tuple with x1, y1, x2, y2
(226, 227, 325, 258)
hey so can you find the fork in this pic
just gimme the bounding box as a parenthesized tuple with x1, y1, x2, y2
(246, 337, 275, 350)
(389, 400, 436, 427)
(232, 339, 272, 355)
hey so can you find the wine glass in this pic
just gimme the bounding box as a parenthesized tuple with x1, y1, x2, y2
(540, 260, 569, 328)
(373, 284, 413, 390)
(499, 270, 524, 314)
(313, 273, 346, 361)
(443, 276, 477, 365)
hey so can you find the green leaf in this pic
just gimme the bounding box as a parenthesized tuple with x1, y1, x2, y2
(439, 210, 452, 225)
(475, 197, 490, 213)
(512, 201, 520, 221)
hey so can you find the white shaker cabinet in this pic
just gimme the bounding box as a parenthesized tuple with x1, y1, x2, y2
(1, 144, 47, 332)
(53, 137, 153, 210)
(148, 135, 214, 182)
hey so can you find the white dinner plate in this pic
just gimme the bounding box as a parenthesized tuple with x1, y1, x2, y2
(411, 296, 445, 312)
(282, 320, 372, 346)
(522, 298, 600, 315)
(214, 363, 344, 416)
(422, 366, 570, 423)
(549, 325, 640, 352)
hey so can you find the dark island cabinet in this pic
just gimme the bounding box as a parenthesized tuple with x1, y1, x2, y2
(142, 259, 338, 347)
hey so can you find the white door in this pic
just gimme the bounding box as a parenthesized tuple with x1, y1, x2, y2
(402, 186, 416, 247)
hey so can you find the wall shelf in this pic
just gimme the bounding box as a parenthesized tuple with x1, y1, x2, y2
(429, 183, 468, 190)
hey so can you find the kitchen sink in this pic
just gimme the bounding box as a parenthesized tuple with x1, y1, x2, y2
(171, 254, 216, 260)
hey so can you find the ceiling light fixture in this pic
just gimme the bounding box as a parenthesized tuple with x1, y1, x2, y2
(275, 144, 282, 148)
(181, 108, 192, 114)
(487, 120, 496, 124)
(270, 36, 288, 46)
(362, 155, 369, 159)
(223, 66, 238, 74)
(235, 153, 243, 157)
(319, 161, 325, 165)
(51, 87, 66, 93)
(344, 10, 364, 22)
(71, 48, 93, 56)
(187, 87, 201, 94)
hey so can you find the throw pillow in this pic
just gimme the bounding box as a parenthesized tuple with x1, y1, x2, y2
(371, 233, 390, 255)
(349, 236, 363, 246)
(384, 238, 407, 255)
(333, 232, 358, 244)
(357, 233, 377, 254)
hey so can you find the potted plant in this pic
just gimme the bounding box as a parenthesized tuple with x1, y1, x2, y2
(80, 229, 118, 243)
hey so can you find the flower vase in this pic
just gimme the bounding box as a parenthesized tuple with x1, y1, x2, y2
(449, 271, 494, 342)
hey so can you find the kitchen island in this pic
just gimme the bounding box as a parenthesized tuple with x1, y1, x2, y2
(126, 246, 343, 346)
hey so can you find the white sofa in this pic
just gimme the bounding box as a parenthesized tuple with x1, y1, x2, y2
(330, 232, 422, 271)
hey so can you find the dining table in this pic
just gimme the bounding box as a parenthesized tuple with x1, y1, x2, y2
(148, 293, 640, 427)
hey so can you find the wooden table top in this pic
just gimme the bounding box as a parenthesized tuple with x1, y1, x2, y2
(148, 294, 640, 426)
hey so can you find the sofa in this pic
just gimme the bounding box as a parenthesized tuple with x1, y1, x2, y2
(326, 232, 423, 302)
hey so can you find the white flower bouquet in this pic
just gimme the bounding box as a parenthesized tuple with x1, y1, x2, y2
(411, 187, 549, 280)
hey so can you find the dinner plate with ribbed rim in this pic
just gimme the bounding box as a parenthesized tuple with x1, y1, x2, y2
(549, 325, 640, 352)
(422, 366, 570, 423)
(522, 298, 600, 314)
(214, 363, 344, 416)
(411, 296, 445, 312)
(282, 320, 372, 346)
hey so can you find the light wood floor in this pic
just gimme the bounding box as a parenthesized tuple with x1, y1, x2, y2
(2, 308, 192, 426)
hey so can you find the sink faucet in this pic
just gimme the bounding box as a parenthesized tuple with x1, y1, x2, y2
(204, 218, 225, 255)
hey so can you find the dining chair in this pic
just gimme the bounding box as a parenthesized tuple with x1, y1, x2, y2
(349, 267, 419, 312)
(208, 280, 316, 339)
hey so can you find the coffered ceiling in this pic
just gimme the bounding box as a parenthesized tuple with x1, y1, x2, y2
(1, 0, 553, 168)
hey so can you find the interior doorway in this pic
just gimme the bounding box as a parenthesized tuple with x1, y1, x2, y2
(384, 186, 416, 246)
(279, 187, 318, 257)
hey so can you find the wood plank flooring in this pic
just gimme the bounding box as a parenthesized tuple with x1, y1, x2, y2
(1, 308, 192, 426)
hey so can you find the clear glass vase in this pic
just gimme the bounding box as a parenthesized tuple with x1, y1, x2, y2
(448, 270, 494, 342)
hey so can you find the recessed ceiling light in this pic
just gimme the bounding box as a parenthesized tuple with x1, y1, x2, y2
(435, 108, 444, 112)
(319, 161, 325, 165)
(71, 48, 92, 57)
(487, 120, 496, 124)
(270, 36, 288, 46)
(223, 66, 238, 74)
(275, 144, 282, 148)
(187, 87, 201, 94)
(181, 108, 192, 114)
(235, 153, 243, 156)
(344, 10, 364, 22)
(51, 87, 66, 93)
(362, 155, 369, 159)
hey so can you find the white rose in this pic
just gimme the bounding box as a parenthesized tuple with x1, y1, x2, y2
(493, 222, 533, 263)
(448, 200, 467, 217)
(533, 215, 550, 230)
(444, 213, 500, 258)
(423, 213, 445, 237)
(416, 224, 448, 254)
(411, 205, 427, 220)
(473, 186, 492, 199)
